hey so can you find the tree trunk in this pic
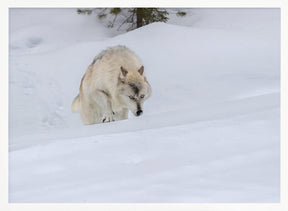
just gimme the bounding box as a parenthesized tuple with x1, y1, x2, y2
(136, 8, 143, 28)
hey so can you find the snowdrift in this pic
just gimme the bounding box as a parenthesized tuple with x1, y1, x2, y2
(9, 9, 280, 202)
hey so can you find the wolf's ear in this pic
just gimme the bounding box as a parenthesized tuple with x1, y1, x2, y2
(120, 66, 128, 82)
(138, 66, 144, 75)
(120, 66, 128, 77)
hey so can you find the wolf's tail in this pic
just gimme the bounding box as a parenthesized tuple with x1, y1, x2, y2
(71, 94, 80, 112)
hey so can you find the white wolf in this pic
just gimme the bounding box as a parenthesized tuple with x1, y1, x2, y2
(72, 45, 152, 125)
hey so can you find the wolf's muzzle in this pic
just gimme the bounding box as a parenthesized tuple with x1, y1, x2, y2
(136, 110, 143, 116)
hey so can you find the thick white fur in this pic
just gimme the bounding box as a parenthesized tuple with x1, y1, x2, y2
(72, 45, 151, 125)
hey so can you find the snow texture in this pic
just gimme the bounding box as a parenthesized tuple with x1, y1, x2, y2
(9, 8, 280, 203)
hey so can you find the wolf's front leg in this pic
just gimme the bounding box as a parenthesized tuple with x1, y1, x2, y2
(102, 110, 115, 123)
(93, 89, 115, 123)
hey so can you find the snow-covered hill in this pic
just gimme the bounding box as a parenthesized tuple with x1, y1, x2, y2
(9, 8, 280, 202)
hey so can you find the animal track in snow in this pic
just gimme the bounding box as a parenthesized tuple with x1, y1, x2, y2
(26, 37, 42, 48)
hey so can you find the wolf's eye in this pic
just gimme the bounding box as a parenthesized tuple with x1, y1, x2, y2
(140, 95, 145, 98)
(129, 96, 135, 100)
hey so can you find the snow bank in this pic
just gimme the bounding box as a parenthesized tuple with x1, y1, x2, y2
(9, 8, 280, 203)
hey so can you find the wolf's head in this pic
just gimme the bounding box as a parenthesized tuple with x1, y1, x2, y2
(118, 65, 152, 117)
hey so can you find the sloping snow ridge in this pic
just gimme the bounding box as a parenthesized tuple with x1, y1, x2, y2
(9, 8, 280, 202)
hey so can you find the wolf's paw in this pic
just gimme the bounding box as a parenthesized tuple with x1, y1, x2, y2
(102, 111, 115, 123)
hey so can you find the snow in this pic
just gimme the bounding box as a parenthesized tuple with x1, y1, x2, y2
(9, 8, 280, 202)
